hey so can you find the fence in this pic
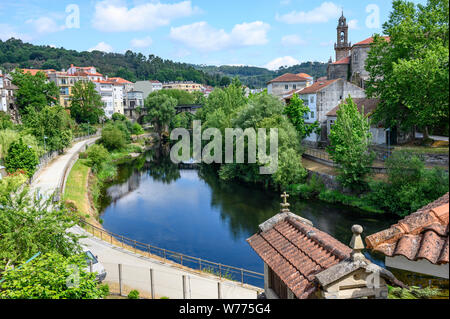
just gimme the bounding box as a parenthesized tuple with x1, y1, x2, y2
(99, 262, 261, 299)
(80, 220, 264, 288)
(302, 147, 387, 174)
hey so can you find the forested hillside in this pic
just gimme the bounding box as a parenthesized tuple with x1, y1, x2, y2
(0, 38, 328, 88)
(196, 62, 328, 88)
(0, 38, 225, 85)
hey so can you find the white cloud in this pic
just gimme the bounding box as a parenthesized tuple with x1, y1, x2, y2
(93, 0, 199, 32)
(89, 42, 113, 53)
(131, 36, 153, 48)
(170, 21, 270, 52)
(0, 24, 31, 41)
(348, 19, 359, 30)
(281, 34, 306, 46)
(264, 56, 300, 71)
(276, 2, 341, 24)
(26, 17, 65, 34)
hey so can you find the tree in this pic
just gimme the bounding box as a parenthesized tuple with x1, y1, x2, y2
(366, 0, 449, 139)
(283, 94, 320, 140)
(11, 69, 59, 114)
(0, 176, 82, 271)
(144, 94, 177, 137)
(0, 112, 13, 130)
(0, 252, 107, 299)
(70, 81, 105, 124)
(86, 144, 110, 172)
(327, 97, 375, 190)
(23, 105, 74, 152)
(100, 123, 127, 150)
(4, 138, 39, 177)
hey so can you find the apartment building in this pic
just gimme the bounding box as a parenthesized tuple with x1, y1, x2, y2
(163, 81, 202, 93)
(134, 80, 162, 99)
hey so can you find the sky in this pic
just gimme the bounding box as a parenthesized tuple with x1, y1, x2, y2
(0, 0, 426, 70)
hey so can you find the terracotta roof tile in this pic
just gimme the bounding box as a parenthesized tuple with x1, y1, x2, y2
(326, 98, 380, 117)
(267, 73, 310, 84)
(331, 56, 350, 65)
(293, 79, 339, 95)
(247, 216, 351, 299)
(366, 193, 449, 265)
(354, 36, 390, 46)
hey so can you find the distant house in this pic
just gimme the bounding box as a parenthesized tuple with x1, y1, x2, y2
(283, 78, 366, 146)
(326, 98, 387, 145)
(134, 80, 162, 100)
(93, 80, 115, 118)
(366, 193, 449, 279)
(163, 81, 202, 93)
(247, 194, 403, 299)
(267, 73, 313, 98)
(0, 71, 18, 122)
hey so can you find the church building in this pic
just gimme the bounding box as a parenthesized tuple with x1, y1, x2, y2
(327, 12, 390, 89)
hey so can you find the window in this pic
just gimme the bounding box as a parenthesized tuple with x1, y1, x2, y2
(309, 95, 315, 104)
(285, 84, 289, 90)
(293, 84, 297, 90)
(353, 51, 358, 63)
(311, 111, 315, 119)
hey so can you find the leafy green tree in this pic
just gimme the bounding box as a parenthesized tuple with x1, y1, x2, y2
(23, 105, 74, 152)
(283, 94, 320, 140)
(11, 69, 59, 114)
(0, 129, 43, 159)
(86, 144, 110, 172)
(112, 113, 127, 122)
(0, 252, 108, 299)
(327, 97, 375, 190)
(4, 138, 39, 177)
(0, 112, 13, 130)
(70, 81, 105, 124)
(100, 123, 127, 150)
(132, 122, 145, 135)
(366, 0, 449, 139)
(144, 94, 177, 137)
(0, 177, 82, 271)
(149, 89, 195, 105)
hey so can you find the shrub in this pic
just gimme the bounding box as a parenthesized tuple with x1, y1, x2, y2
(99, 284, 110, 297)
(0, 111, 13, 130)
(0, 129, 43, 159)
(128, 290, 140, 299)
(4, 138, 39, 177)
(86, 144, 110, 172)
(132, 123, 144, 135)
(97, 161, 117, 182)
(112, 113, 127, 122)
(101, 124, 127, 150)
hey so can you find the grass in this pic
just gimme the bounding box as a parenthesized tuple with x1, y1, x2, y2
(63, 159, 97, 223)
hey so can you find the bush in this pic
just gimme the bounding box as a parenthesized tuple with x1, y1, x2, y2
(86, 144, 110, 172)
(319, 190, 383, 214)
(99, 284, 110, 297)
(97, 161, 117, 182)
(4, 138, 39, 177)
(101, 124, 127, 150)
(128, 290, 140, 299)
(0, 129, 43, 159)
(0, 111, 13, 130)
(112, 113, 127, 122)
(132, 123, 144, 135)
(366, 150, 449, 216)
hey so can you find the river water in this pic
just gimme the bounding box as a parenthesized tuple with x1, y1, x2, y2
(99, 149, 399, 286)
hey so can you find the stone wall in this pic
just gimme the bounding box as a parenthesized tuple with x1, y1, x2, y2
(306, 169, 341, 191)
(327, 63, 349, 81)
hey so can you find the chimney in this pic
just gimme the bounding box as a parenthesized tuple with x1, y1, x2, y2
(350, 225, 365, 261)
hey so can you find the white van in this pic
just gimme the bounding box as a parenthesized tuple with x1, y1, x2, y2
(84, 250, 107, 283)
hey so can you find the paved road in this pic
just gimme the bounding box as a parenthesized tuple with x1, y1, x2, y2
(30, 137, 261, 299)
(415, 133, 449, 142)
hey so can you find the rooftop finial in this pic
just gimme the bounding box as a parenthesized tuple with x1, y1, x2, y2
(281, 192, 290, 213)
(350, 225, 365, 261)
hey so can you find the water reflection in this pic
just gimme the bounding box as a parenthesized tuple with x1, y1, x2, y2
(100, 148, 398, 274)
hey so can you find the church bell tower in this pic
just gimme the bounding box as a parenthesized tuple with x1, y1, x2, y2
(334, 12, 351, 61)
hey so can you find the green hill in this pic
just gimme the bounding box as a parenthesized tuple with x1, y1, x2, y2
(0, 38, 225, 86)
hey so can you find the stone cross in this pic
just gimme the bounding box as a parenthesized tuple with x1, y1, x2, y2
(350, 225, 365, 261)
(280, 192, 290, 213)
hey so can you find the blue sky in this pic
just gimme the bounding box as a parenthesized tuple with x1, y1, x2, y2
(0, 0, 426, 69)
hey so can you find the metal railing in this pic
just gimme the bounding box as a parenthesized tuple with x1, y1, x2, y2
(79, 220, 264, 287)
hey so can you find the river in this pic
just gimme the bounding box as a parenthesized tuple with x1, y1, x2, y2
(99, 149, 399, 287)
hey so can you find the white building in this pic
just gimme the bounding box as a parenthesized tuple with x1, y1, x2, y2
(267, 73, 313, 98)
(67, 64, 104, 82)
(93, 80, 114, 118)
(284, 78, 366, 146)
(134, 80, 162, 100)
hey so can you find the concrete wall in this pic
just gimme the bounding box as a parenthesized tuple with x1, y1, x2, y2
(268, 81, 308, 98)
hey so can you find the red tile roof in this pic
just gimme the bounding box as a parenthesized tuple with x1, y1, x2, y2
(326, 98, 380, 117)
(294, 79, 339, 95)
(354, 36, 390, 46)
(21, 69, 54, 76)
(109, 77, 132, 84)
(331, 56, 351, 65)
(247, 214, 351, 299)
(297, 73, 312, 79)
(366, 193, 449, 265)
(267, 73, 310, 84)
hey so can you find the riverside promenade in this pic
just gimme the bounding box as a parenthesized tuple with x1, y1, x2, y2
(30, 137, 261, 299)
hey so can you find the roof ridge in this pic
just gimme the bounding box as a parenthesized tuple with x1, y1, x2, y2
(287, 218, 350, 261)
